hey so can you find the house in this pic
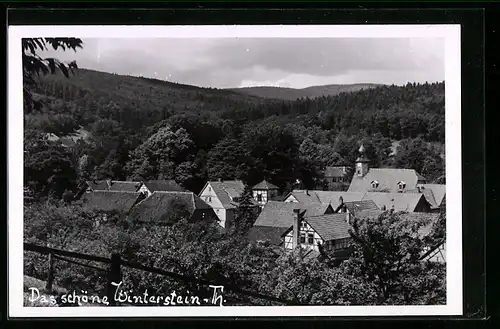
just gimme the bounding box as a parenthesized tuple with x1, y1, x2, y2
(252, 179, 279, 207)
(324, 166, 352, 183)
(198, 179, 246, 228)
(362, 192, 431, 212)
(128, 191, 216, 225)
(408, 184, 446, 213)
(281, 210, 353, 263)
(335, 199, 379, 221)
(247, 201, 334, 246)
(139, 180, 185, 197)
(284, 190, 366, 210)
(79, 191, 145, 213)
(348, 144, 427, 193)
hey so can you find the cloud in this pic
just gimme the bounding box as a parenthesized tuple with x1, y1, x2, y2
(39, 37, 444, 88)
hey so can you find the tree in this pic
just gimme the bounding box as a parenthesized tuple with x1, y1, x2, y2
(344, 211, 446, 305)
(206, 137, 253, 181)
(24, 129, 77, 199)
(394, 138, 444, 181)
(125, 125, 195, 184)
(23, 38, 83, 113)
(231, 185, 258, 235)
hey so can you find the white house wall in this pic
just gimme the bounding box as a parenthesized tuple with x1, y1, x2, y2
(199, 182, 226, 227)
(284, 221, 323, 251)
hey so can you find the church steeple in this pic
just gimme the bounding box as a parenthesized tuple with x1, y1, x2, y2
(355, 143, 370, 177)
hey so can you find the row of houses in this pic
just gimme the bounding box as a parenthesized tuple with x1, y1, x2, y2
(245, 144, 446, 263)
(74, 143, 446, 264)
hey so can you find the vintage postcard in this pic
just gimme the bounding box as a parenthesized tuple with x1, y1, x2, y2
(8, 24, 461, 317)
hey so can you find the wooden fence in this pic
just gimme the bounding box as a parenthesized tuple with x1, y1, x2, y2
(24, 242, 293, 306)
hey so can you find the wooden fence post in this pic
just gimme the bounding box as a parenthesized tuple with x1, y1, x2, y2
(46, 252, 54, 292)
(107, 253, 121, 306)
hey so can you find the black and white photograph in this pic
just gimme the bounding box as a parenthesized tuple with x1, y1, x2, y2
(8, 25, 462, 317)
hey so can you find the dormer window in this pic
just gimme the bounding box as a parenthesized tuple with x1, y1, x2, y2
(397, 181, 406, 191)
(371, 180, 379, 189)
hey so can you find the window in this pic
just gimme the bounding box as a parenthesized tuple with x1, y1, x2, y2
(257, 193, 262, 202)
(371, 180, 379, 189)
(307, 233, 314, 245)
(300, 233, 306, 244)
(208, 196, 212, 202)
(208, 187, 211, 192)
(300, 221, 307, 228)
(397, 181, 406, 191)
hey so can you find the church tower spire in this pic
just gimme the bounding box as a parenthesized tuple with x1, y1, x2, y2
(355, 143, 370, 177)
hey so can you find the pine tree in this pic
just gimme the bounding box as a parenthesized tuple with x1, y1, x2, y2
(233, 185, 257, 235)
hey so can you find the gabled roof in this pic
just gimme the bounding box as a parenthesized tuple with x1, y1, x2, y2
(253, 180, 279, 190)
(253, 201, 331, 228)
(342, 200, 379, 213)
(348, 168, 426, 193)
(206, 180, 245, 209)
(86, 180, 142, 192)
(325, 166, 350, 178)
(129, 191, 212, 223)
(421, 184, 446, 208)
(80, 191, 142, 213)
(286, 190, 365, 209)
(247, 226, 288, 245)
(362, 192, 426, 212)
(304, 213, 352, 241)
(142, 180, 185, 193)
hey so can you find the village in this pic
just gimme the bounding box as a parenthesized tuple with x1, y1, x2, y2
(75, 143, 446, 265)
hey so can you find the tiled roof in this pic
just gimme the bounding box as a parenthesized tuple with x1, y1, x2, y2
(247, 226, 288, 245)
(362, 192, 425, 212)
(129, 191, 211, 223)
(252, 180, 279, 190)
(342, 200, 379, 213)
(287, 190, 365, 209)
(348, 168, 426, 193)
(209, 180, 245, 208)
(142, 180, 185, 192)
(421, 184, 446, 208)
(304, 213, 352, 241)
(86, 180, 141, 192)
(324, 166, 350, 178)
(253, 201, 331, 228)
(80, 191, 142, 213)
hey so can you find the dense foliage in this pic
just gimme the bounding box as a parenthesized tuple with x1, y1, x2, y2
(24, 202, 445, 306)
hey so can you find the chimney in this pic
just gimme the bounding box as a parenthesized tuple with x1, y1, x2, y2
(292, 209, 301, 249)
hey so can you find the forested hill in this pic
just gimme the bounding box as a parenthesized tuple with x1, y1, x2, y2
(228, 83, 382, 101)
(25, 67, 445, 199)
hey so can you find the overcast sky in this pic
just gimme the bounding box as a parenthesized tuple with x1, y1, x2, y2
(43, 38, 444, 89)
